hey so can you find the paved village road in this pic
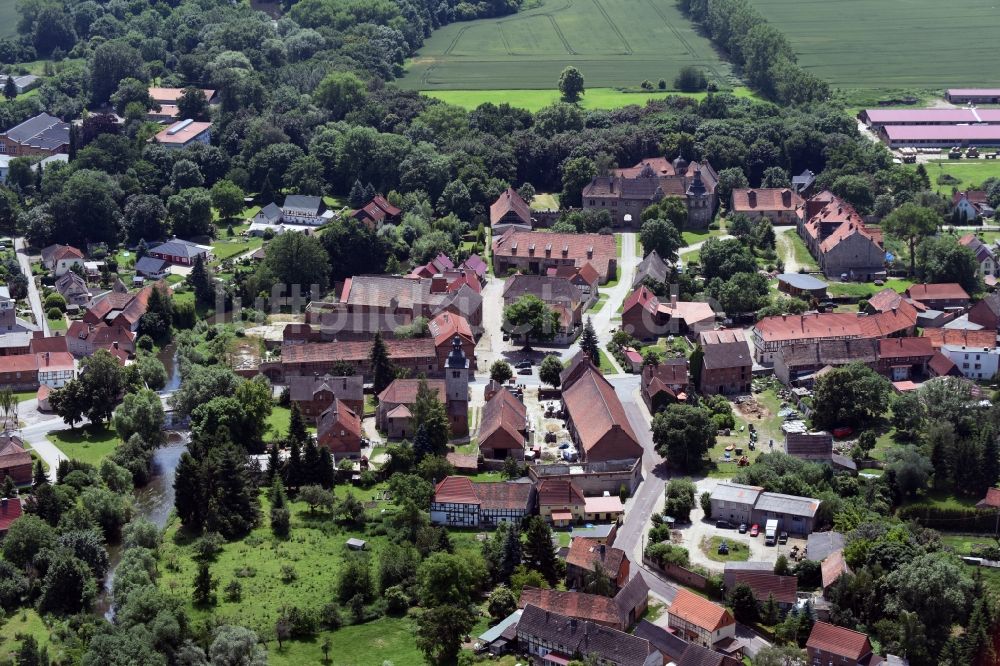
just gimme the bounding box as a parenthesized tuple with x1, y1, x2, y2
(15, 237, 48, 337)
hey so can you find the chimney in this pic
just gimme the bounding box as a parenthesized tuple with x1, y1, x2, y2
(431, 274, 448, 293)
(587, 247, 594, 259)
(113, 341, 119, 350)
(545, 243, 552, 258)
(671, 293, 678, 308)
(748, 189, 757, 208)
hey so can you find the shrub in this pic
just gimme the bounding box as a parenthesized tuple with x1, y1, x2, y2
(46, 307, 62, 320)
(384, 585, 409, 615)
(645, 542, 690, 567)
(44, 292, 66, 312)
(192, 533, 224, 560)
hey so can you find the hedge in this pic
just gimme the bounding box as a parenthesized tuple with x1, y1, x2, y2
(897, 505, 997, 532)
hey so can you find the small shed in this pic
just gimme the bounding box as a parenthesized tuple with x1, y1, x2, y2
(776, 273, 828, 299)
(346, 538, 367, 551)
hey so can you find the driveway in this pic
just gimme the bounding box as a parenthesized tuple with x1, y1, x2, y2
(14, 237, 47, 336)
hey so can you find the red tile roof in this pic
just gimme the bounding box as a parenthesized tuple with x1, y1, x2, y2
(28, 334, 68, 355)
(561, 365, 641, 459)
(866, 288, 925, 313)
(732, 571, 797, 605)
(479, 388, 526, 448)
(877, 337, 934, 359)
(756, 303, 918, 345)
(731, 188, 803, 213)
(490, 187, 532, 227)
(806, 621, 872, 662)
(0, 354, 37, 373)
(433, 476, 479, 505)
(492, 230, 616, 277)
(821, 549, 850, 588)
(538, 479, 586, 507)
(622, 285, 659, 317)
(819, 219, 882, 254)
(0, 497, 22, 533)
(428, 311, 473, 348)
(566, 537, 627, 577)
(378, 378, 445, 405)
(519, 587, 621, 627)
(0, 436, 30, 472)
(473, 482, 534, 511)
(669, 588, 735, 632)
(317, 399, 361, 440)
(922, 328, 997, 349)
(928, 351, 959, 376)
(905, 283, 970, 302)
(282, 338, 436, 364)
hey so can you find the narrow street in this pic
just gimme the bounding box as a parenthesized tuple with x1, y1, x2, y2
(14, 237, 48, 336)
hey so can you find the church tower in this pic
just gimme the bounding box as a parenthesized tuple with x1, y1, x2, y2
(444, 335, 470, 437)
(685, 167, 712, 230)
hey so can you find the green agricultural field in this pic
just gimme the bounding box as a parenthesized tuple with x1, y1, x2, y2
(751, 0, 1000, 89)
(423, 86, 754, 111)
(400, 0, 732, 91)
(0, 3, 18, 38)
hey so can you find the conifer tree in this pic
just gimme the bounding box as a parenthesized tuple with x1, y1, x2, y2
(523, 516, 560, 585)
(288, 403, 308, 446)
(317, 447, 335, 489)
(266, 442, 281, 484)
(579, 317, 600, 365)
(370, 332, 395, 397)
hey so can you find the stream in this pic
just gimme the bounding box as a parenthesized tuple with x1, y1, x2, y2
(97, 345, 186, 620)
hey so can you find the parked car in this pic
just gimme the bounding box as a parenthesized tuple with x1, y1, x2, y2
(750, 524, 760, 537)
(517, 367, 532, 375)
(715, 520, 734, 529)
(832, 426, 853, 438)
(515, 361, 532, 369)
(778, 531, 789, 544)
(739, 523, 748, 534)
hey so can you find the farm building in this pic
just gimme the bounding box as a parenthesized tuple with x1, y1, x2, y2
(947, 88, 1000, 104)
(878, 124, 1000, 148)
(730, 188, 804, 224)
(861, 108, 1000, 128)
(776, 273, 828, 299)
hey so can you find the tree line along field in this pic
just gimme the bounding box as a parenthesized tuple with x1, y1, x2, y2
(398, 0, 731, 90)
(424, 85, 755, 111)
(750, 0, 1000, 89)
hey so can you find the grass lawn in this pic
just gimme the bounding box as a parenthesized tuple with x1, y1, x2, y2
(682, 229, 720, 246)
(827, 278, 915, 299)
(597, 348, 617, 374)
(776, 228, 818, 272)
(13, 390, 36, 403)
(700, 535, 749, 563)
(903, 490, 980, 511)
(0, 610, 52, 663)
(0, 2, 18, 38)
(615, 234, 623, 258)
(211, 237, 263, 262)
(166, 273, 186, 285)
(588, 293, 609, 313)
(46, 314, 67, 332)
(270, 618, 424, 666)
(416, 87, 755, 112)
(917, 159, 1000, 194)
(531, 193, 559, 211)
(752, 0, 1000, 89)
(47, 424, 120, 466)
(266, 405, 317, 439)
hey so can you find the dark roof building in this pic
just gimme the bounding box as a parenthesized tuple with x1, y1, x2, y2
(632, 250, 670, 288)
(1, 112, 70, 156)
(516, 604, 662, 666)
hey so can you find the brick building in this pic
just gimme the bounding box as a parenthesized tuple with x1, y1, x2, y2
(621, 285, 715, 340)
(562, 359, 643, 463)
(698, 329, 752, 395)
(730, 188, 804, 224)
(286, 374, 363, 422)
(316, 400, 363, 457)
(0, 113, 69, 157)
(0, 433, 32, 486)
(806, 622, 879, 666)
(478, 388, 528, 460)
(581, 157, 718, 230)
(492, 229, 618, 284)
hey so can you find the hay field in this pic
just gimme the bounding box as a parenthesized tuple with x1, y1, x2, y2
(398, 0, 730, 90)
(751, 0, 1000, 89)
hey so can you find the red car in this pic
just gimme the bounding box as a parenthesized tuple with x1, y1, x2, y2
(832, 426, 853, 438)
(749, 524, 760, 537)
